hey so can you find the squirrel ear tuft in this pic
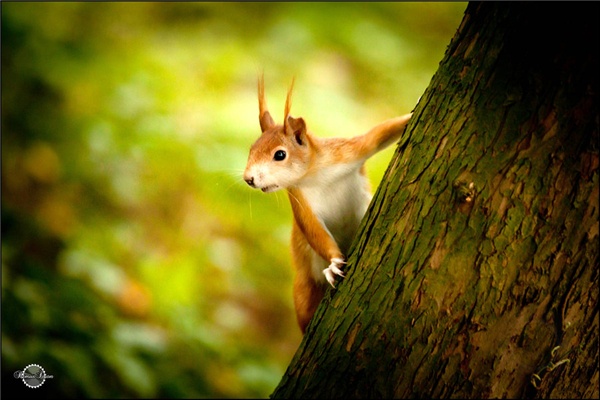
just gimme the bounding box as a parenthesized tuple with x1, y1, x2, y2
(258, 74, 274, 132)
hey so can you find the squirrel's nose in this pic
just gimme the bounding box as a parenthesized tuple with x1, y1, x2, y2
(245, 177, 255, 187)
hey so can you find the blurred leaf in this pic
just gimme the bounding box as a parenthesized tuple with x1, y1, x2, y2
(96, 338, 157, 398)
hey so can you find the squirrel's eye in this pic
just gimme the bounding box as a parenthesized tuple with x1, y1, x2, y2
(274, 150, 286, 161)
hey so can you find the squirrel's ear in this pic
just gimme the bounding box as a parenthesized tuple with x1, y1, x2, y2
(286, 115, 306, 146)
(259, 111, 275, 133)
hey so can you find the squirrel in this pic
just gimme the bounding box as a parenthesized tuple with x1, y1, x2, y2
(244, 76, 412, 333)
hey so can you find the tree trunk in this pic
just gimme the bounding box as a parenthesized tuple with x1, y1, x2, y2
(271, 3, 599, 399)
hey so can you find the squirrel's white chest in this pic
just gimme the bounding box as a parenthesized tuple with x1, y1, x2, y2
(299, 164, 372, 254)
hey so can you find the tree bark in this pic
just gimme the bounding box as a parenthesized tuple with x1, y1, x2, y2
(271, 3, 599, 399)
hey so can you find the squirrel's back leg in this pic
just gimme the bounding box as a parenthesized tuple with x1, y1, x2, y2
(291, 223, 326, 333)
(293, 270, 325, 333)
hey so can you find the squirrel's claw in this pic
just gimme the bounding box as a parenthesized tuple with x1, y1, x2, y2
(323, 258, 346, 288)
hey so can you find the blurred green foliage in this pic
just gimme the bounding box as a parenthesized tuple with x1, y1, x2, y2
(1, 2, 466, 398)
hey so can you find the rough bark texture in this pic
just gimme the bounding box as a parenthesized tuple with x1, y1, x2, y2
(271, 3, 599, 399)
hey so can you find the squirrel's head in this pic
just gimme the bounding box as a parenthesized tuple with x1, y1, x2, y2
(244, 77, 311, 193)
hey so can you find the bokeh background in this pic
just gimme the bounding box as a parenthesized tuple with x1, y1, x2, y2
(1, 2, 466, 398)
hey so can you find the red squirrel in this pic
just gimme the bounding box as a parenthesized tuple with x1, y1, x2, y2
(244, 77, 412, 333)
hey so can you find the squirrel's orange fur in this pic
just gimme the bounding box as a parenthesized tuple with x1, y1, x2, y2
(244, 77, 412, 333)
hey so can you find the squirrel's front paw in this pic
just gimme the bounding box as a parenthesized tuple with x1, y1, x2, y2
(323, 258, 346, 288)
